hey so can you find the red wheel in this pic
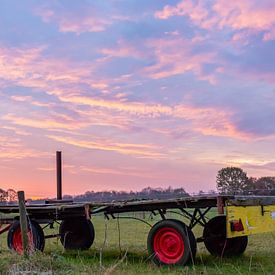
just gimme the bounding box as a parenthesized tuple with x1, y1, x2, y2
(7, 220, 44, 254)
(10, 227, 34, 254)
(147, 219, 196, 266)
(153, 227, 184, 264)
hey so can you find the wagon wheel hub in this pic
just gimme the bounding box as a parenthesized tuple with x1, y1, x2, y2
(153, 227, 185, 263)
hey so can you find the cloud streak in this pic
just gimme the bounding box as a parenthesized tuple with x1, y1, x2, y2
(143, 37, 217, 83)
(35, 2, 129, 34)
(156, 0, 275, 41)
(56, 93, 249, 139)
(47, 134, 165, 159)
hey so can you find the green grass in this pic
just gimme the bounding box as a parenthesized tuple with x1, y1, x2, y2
(0, 213, 275, 274)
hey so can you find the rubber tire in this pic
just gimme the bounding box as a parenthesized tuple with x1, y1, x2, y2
(203, 216, 248, 257)
(31, 220, 45, 251)
(147, 219, 195, 266)
(7, 220, 45, 253)
(173, 219, 197, 264)
(59, 217, 95, 250)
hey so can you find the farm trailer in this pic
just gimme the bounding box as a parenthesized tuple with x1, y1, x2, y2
(0, 195, 275, 266)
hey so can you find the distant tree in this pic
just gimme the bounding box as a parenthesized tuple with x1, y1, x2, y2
(247, 177, 257, 188)
(0, 188, 7, 202)
(247, 177, 275, 195)
(216, 167, 249, 195)
(208, 189, 217, 195)
(255, 177, 275, 190)
(72, 186, 189, 202)
(173, 188, 188, 195)
(6, 189, 17, 202)
(0, 188, 17, 202)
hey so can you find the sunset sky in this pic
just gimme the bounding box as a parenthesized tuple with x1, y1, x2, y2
(1, 0, 275, 198)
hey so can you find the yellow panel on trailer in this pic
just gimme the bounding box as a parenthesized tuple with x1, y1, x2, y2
(226, 205, 275, 238)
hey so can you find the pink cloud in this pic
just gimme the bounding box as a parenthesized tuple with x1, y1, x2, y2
(3, 109, 91, 130)
(156, 0, 275, 41)
(47, 134, 166, 159)
(155, 0, 212, 28)
(0, 47, 45, 82)
(100, 40, 146, 59)
(56, 93, 251, 140)
(99, 37, 217, 83)
(58, 16, 111, 34)
(213, 1, 275, 33)
(2, 126, 31, 136)
(10, 95, 53, 108)
(0, 135, 47, 160)
(35, 5, 129, 34)
(4, 86, 253, 141)
(143, 37, 217, 83)
(263, 29, 275, 41)
(79, 165, 168, 180)
(0, 46, 110, 94)
(11, 95, 32, 102)
(0, 44, 258, 142)
(35, 6, 111, 33)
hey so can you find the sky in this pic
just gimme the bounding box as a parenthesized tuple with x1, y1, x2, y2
(1, 0, 275, 198)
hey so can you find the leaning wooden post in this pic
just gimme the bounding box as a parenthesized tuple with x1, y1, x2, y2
(17, 191, 29, 257)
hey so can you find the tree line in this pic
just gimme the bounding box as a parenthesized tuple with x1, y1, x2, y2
(217, 167, 275, 195)
(1, 166, 274, 203)
(64, 186, 189, 202)
(65, 167, 275, 200)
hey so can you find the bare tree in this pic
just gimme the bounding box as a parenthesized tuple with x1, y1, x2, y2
(6, 189, 18, 202)
(0, 188, 17, 202)
(0, 188, 7, 202)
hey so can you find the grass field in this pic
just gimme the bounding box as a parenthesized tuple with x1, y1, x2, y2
(0, 213, 274, 274)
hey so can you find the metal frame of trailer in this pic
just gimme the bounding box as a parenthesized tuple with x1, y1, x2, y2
(0, 195, 275, 266)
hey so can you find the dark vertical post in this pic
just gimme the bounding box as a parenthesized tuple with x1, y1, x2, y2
(217, 196, 224, 214)
(17, 191, 29, 257)
(56, 151, 62, 200)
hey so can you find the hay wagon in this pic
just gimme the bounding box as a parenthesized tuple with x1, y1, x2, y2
(0, 152, 275, 266)
(0, 195, 275, 266)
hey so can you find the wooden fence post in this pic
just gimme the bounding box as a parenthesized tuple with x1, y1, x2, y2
(17, 191, 29, 257)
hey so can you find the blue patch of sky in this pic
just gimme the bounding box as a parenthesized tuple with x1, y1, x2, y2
(50, 105, 83, 120)
(78, 86, 110, 98)
(237, 40, 275, 71)
(186, 78, 275, 129)
(2, 86, 61, 107)
(201, 63, 220, 76)
(41, 35, 109, 62)
(125, 73, 209, 105)
(233, 108, 275, 136)
(0, 1, 60, 46)
(40, 0, 109, 14)
(214, 33, 275, 74)
(112, 13, 194, 41)
(3, 86, 35, 97)
(109, 0, 179, 15)
(97, 57, 149, 77)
